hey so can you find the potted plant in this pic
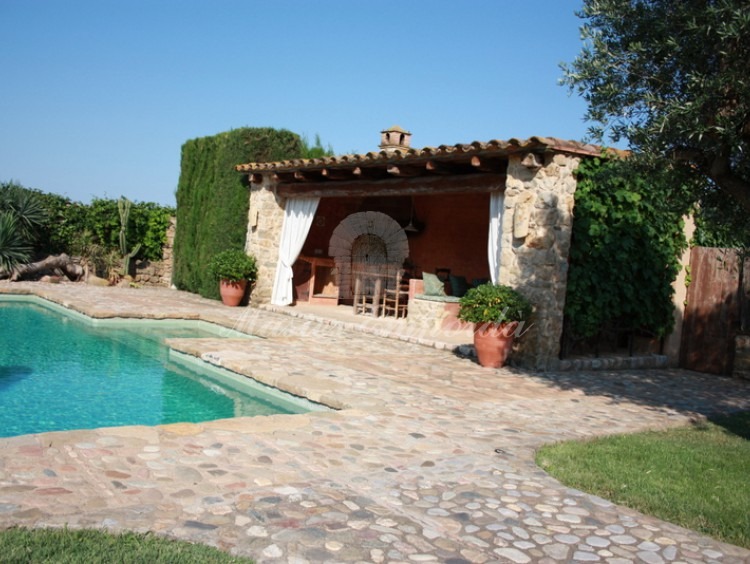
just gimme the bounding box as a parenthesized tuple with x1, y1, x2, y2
(458, 283, 532, 368)
(208, 250, 258, 306)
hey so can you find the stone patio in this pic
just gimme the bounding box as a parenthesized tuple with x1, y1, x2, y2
(1, 281, 749, 563)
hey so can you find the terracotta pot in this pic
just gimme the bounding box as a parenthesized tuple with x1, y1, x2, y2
(219, 279, 247, 307)
(473, 322, 519, 368)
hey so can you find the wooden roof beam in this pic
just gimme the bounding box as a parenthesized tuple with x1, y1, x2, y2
(471, 156, 506, 173)
(321, 168, 356, 181)
(272, 172, 296, 183)
(387, 164, 423, 177)
(294, 170, 328, 182)
(352, 166, 389, 180)
(425, 160, 455, 175)
(276, 172, 506, 198)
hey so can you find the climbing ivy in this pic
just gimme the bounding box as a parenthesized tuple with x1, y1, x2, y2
(564, 156, 691, 342)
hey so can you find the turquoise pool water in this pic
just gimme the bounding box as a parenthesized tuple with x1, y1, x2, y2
(0, 297, 319, 438)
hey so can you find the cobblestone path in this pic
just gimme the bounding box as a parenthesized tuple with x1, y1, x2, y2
(1, 283, 749, 563)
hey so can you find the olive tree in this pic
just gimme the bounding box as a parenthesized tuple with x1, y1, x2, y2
(563, 0, 750, 212)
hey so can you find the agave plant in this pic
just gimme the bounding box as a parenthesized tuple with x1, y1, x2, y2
(0, 183, 46, 272)
(0, 184, 46, 239)
(0, 212, 32, 272)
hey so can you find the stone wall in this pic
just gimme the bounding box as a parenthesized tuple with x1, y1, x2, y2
(133, 217, 176, 287)
(498, 153, 580, 370)
(246, 177, 286, 303)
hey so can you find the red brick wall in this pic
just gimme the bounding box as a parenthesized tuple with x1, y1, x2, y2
(408, 193, 490, 283)
(299, 193, 490, 286)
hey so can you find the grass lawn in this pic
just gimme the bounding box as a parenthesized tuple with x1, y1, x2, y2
(0, 527, 253, 563)
(536, 411, 750, 549)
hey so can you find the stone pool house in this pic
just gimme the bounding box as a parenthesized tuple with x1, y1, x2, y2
(236, 127, 607, 370)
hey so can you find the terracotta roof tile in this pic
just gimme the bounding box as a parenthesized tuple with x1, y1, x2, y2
(236, 136, 621, 173)
(382, 125, 410, 133)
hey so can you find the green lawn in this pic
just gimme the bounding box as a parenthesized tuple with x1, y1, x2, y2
(0, 527, 253, 563)
(536, 411, 750, 549)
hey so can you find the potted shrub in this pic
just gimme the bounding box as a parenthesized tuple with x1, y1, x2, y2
(208, 250, 258, 306)
(458, 283, 532, 368)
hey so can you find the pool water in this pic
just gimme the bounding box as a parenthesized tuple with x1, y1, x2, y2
(0, 298, 319, 438)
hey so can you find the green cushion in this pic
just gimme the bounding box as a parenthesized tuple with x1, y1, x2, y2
(422, 272, 447, 296)
(449, 274, 469, 298)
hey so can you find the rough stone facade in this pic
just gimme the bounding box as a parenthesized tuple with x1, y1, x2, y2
(245, 177, 286, 304)
(406, 298, 452, 331)
(498, 153, 580, 370)
(134, 217, 176, 287)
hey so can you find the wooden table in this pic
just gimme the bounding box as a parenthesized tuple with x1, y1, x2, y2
(297, 256, 338, 306)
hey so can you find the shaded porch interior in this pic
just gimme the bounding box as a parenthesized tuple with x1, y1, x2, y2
(291, 192, 492, 314)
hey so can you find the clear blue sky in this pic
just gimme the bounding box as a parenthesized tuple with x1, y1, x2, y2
(1, 1, 590, 206)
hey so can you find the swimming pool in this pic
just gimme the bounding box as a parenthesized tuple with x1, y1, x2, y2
(0, 296, 323, 438)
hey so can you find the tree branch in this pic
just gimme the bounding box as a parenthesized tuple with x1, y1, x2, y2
(707, 153, 750, 213)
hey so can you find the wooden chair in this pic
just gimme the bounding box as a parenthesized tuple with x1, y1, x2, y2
(381, 269, 409, 319)
(352, 272, 383, 316)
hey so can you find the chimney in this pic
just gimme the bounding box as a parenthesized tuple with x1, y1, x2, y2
(379, 125, 412, 154)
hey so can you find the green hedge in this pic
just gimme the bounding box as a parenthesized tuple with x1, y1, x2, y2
(1, 183, 173, 265)
(172, 127, 307, 299)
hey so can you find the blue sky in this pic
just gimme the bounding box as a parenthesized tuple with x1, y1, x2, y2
(1, 1, 590, 206)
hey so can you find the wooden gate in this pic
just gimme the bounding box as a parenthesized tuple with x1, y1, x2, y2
(680, 247, 743, 374)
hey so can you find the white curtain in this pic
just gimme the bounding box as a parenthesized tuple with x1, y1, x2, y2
(487, 191, 504, 284)
(271, 197, 320, 305)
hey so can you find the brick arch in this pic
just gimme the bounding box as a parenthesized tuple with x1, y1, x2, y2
(328, 211, 409, 300)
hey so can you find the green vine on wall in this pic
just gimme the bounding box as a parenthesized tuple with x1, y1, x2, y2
(564, 155, 691, 342)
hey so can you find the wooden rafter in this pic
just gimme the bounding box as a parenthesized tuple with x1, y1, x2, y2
(425, 160, 454, 175)
(321, 168, 355, 181)
(471, 156, 506, 173)
(387, 164, 423, 177)
(275, 173, 506, 198)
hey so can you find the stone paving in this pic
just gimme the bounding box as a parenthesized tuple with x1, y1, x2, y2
(1, 282, 750, 563)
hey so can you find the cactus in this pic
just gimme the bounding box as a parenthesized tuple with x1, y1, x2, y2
(118, 197, 142, 276)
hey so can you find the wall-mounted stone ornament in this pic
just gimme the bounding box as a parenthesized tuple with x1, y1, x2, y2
(521, 152, 543, 171)
(513, 192, 536, 239)
(525, 228, 555, 250)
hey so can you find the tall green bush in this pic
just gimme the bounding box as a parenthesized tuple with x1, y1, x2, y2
(564, 156, 690, 344)
(173, 127, 308, 299)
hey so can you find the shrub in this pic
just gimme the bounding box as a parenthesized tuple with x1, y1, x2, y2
(1, 182, 174, 266)
(208, 250, 257, 283)
(458, 283, 532, 325)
